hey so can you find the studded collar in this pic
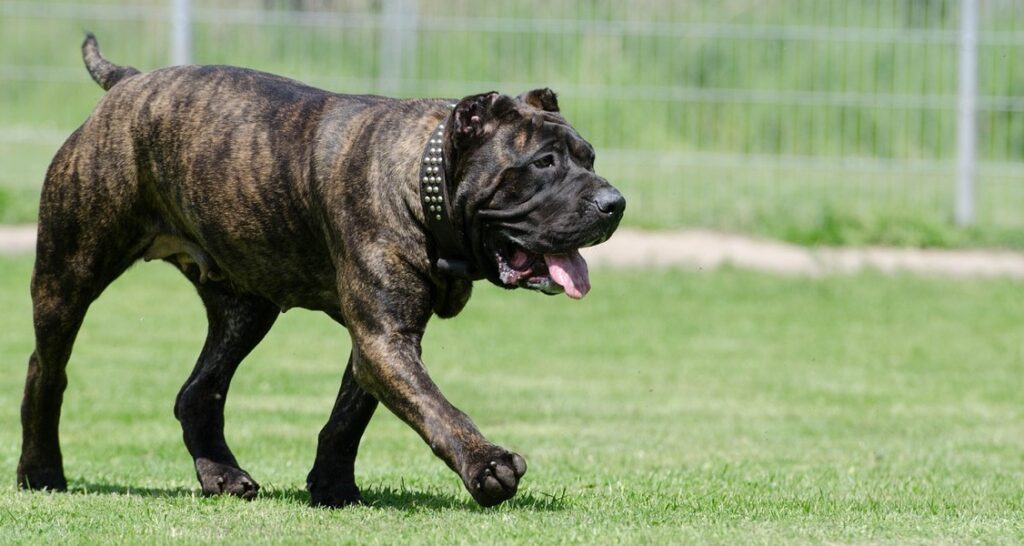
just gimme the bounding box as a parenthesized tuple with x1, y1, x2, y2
(419, 115, 482, 280)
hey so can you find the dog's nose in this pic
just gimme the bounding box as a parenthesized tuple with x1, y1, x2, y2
(593, 187, 625, 216)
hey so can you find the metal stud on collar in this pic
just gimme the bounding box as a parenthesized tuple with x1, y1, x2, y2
(421, 123, 446, 221)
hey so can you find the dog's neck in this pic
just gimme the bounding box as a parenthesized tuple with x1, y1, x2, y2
(418, 115, 482, 280)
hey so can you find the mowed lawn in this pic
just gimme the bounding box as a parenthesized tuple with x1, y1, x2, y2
(0, 255, 1022, 544)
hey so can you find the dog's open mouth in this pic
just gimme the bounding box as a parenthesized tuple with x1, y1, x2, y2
(494, 245, 591, 299)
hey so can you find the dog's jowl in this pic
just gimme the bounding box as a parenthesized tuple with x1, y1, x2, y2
(17, 35, 624, 508)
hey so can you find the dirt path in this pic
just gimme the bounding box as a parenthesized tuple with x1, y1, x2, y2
(4, 225, 1024, 279)
(0, 225, 36, 255)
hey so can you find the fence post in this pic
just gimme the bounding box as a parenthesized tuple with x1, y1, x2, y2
(955, 0, 978, 226)
(171, 0, 192, 66)
(378, 0, 418, 96)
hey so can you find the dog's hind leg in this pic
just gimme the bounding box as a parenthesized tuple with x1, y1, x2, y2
(174, 280, 278, 499)
(306, 352, 378, 507)
(18, 236, 142, 491)
(18, 137, 148, 491)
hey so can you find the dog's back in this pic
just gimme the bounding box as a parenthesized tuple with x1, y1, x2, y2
(52, 36, 430, 312)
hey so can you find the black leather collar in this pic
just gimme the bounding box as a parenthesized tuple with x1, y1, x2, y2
(419, 116, 482, 280)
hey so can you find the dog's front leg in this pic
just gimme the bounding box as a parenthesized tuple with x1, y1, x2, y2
(350, 329, 527, 507)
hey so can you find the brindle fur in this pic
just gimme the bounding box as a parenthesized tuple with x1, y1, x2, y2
(18, 35, 624, 508)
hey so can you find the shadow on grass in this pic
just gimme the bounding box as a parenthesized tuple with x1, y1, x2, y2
(254, 485, 569, 512)
(70, 482, 198, 498)
(67, 481, 569, 512)
(356, 485, 570, 512)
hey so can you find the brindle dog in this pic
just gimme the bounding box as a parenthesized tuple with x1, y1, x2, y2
(17, 34, 624, 508)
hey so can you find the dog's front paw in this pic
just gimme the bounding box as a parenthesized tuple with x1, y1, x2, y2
(463, 446, 527, 507)
(195, 458, 259, 499)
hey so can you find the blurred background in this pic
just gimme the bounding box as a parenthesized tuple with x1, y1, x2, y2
(1, 0, 1022, 247)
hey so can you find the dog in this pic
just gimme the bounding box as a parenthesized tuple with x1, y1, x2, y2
(17, 34, 624, 508)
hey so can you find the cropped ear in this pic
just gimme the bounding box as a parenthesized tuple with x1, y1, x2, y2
(451, 91, 516, 150)
(517, 88, 559, 112)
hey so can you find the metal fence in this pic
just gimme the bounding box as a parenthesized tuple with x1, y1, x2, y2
(1, 0, 1022, 238)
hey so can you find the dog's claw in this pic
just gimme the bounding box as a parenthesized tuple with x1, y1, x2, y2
(512, 454, 527, 477)
(494, 464, 516, 488)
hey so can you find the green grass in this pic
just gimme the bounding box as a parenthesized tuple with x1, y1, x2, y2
(0, 255, 1022, 543)
(0, 141, 50, 224)
(606, 159, 1024, 248)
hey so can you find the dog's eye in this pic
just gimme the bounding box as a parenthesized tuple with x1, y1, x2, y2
(532, 155, 555, 169)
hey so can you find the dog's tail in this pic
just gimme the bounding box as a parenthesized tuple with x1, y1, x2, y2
(81, 32, 141, 91)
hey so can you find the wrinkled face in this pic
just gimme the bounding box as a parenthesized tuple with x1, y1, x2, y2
(450, 89, 625, 299)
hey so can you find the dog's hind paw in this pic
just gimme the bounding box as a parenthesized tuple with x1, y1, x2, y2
(195, 458, 260, 500)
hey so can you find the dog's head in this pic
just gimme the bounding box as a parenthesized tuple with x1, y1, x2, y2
(446, 89, 625, 299)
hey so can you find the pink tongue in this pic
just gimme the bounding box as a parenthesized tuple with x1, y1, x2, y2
(544, 251, 591, 299)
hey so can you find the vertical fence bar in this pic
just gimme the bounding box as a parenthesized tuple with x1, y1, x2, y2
(404, 0, 418, 95)
(955, 0, 978, 226)
(171, 0, 192, 66)
(378, 0, 417, 96)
